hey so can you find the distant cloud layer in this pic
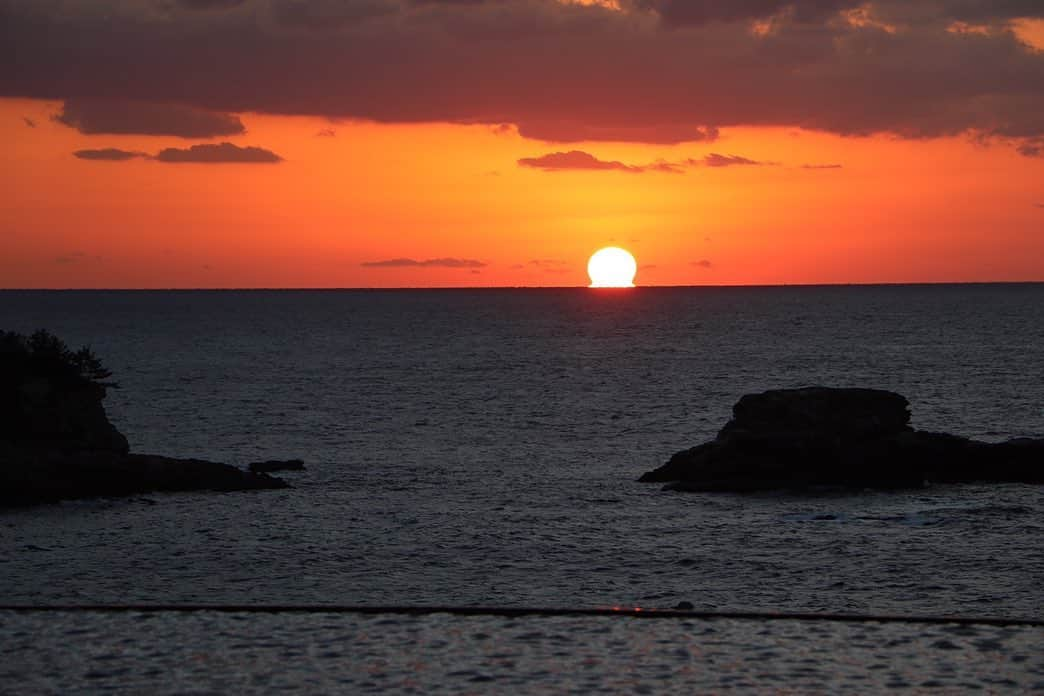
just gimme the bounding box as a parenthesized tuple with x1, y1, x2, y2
(361, 257, 487, 268)
(72, 142, 282, 163)
(54, 251, 87, 265)
(156, 142, 282, 163)
(55, 99, 245, 138)
(2, 1, 1044, 154)
(519, 150, 646, 173)
(527, 259, 571, 274)
(73, 148, 148, 161)
(520, 149, 775, 173)
(801, 163, 843, 169)
(1017, 141, 1043, 158)
(696, 153, 772, 168)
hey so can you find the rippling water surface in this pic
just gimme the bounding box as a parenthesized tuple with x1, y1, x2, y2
(4, 611, 1042, 693)
(2, 286, 1043, 690)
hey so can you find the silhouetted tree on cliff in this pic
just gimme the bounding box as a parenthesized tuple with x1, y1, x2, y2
(1, 329, 114, 388)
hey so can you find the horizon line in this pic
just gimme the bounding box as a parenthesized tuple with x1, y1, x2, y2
(2, 280, 1043, 292)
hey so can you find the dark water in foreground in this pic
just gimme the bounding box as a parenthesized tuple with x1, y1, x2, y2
(2, 285, 1043, 690)
(4, 611, 1042, 693)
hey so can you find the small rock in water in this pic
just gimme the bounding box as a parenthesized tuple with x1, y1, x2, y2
(675, 601, 695, 610)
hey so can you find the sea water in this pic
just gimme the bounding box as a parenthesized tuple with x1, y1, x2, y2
(2, 285, 1043, 691)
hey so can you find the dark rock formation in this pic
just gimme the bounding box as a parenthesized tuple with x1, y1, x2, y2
(639, 387, 1044, 492)
(1, 330, 288, 507)
(249, 459, 306, 473)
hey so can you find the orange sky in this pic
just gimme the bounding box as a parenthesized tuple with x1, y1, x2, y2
(3, 97, 1041, 288)
(2, 4, 1043, 288)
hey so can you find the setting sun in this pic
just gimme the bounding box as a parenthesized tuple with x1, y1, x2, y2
(588, 247, 638, 288)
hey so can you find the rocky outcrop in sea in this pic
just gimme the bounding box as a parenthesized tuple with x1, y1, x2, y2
(1, 330, 289, 507)
(640, 387, 1044, 492)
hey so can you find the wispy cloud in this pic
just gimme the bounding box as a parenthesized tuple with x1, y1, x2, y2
(519, 150, 699, 174)
(361, 257, 487, 268)
(645, 160, 686, 173)
(54, 251, 102, 265)
(522, 149, 786, 174)
(801, 163, 843, 169)
(73, 148, 148, 161)
(22, 117, 36, 128)
(519, 150, 646, 173)
(692, 259, 714, 268)
(73, 142, 283, 164)
(528, 259, 571, 274)
(1017, 140, 1043, 158)
(54, 252, 86, 265)
(694, 153, 774, 168)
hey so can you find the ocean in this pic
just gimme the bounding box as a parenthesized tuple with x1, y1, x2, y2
(2, 285, 1043, 691)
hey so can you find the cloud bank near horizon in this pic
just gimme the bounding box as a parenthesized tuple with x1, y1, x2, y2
(518, 150, 682, 173)
(72, 142, 283, 163)
(519, 149, 797, 172)
(361, 257, 488, 268)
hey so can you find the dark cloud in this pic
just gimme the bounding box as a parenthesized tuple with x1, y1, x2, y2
(521, 150, 778, 172)
(1016, 140, 1043, 157)
(271, 0, 395, 29)
(519, 150, 643, 173)
(54, 99, 245, 138)
(316, 128, 336, 137)
(697, 153, 772, 167)
(73, 148, 148, 161)
(361, 257, 487, 268)
(931, 0, 1044, 22)
(155, 142, 283, 163)
(1035, 202, 1044, 209)
(22, 116, 35, 128)
(410, 0, 488, 5)
(801, 162, 843, 169)
(72, 143, 282, 163)
(641, 0, 861, 26)
(692, 259, 714, 268)
(3, 1, 1044, 152)
(642, 0, 1044, 25)
(516, 122, 719, 145)
(519, 150, 685, 173)
(175, 0, 247, 9)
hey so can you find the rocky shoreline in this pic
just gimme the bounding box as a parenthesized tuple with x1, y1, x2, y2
(1, 330, 290, 507)
(640, 387, 1044, 492)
